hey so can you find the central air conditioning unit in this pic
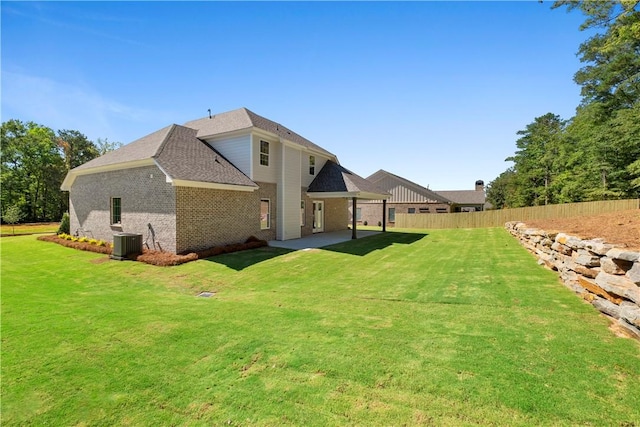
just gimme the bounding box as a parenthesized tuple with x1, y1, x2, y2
(110, 233, 143, 260)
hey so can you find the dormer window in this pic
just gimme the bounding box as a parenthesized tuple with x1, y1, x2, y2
(260, 140, 269, 166)
(309, 156, 315, 175)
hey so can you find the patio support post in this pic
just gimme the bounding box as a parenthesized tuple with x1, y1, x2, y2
(352, 197, 357, 239)
(382, 199, 387, 232)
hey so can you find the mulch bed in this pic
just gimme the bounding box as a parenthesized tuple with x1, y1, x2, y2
(38, 235, 268, 267)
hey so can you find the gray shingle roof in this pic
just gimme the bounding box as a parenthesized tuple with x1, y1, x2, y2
(64, 107, 340, 190)
(154, 125, 257, 188)
(184, 108, 336, 159)
(73, 124, 174, 171)
(435, 190, 486, 205)
(308, 160, 390, 198)
(66, 123, 256, 189)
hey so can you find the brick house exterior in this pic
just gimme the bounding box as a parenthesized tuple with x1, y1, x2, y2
(356, 170, 453, 227)
(62, 108, 384, 253)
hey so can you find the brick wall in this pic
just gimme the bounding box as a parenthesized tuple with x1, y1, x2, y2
(175, 182, 277, 253)
(357, 202, 451, 226)
(323, 198, 349, 232)
(69, 165, 177, 251)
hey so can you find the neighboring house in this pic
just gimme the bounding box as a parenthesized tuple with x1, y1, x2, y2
(436, 180, 488, 212)
(61, 108, 389, 254)
(355, 170, 487, 226)
(356, 170, 453, 226)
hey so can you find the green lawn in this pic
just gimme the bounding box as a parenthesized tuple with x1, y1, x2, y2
(2, 228, 639, 426)
(1, 222, 59, 236)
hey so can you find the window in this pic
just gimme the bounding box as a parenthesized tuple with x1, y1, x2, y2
(260, 199, 271, 229)
(300, 200, 305, 226)
(309, 156, 315, 175)
(408, 208, 416, 214)
(260, 140, 269, 166)
(419, 207, 429, 213)
(436, 208, 447, 213)
(388, 207, 395, 222)
(111, 197, 121, 225)
(356, 207, 362, 221)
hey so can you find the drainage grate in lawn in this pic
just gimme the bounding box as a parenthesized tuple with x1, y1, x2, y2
(197, 291, 215, 298)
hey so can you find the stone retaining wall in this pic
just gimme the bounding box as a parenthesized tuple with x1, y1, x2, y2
(506, 221, 640, 340)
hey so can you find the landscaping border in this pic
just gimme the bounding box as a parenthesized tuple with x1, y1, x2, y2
(38, 235, 268, 266)
(506, 221, 640, 340)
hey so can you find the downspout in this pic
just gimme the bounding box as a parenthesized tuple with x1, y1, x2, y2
(382, 199, 387, 232)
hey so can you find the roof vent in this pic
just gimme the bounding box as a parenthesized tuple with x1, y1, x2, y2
(208, 109, 212, 119)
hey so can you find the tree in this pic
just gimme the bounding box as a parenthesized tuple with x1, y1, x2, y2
(2, 204, 24, 235)
(57, 129, 98, 170)
(94, 137, 123, 155)
(553, 1, 640, 114)
(506, 113, 566, 206)
(486, 168, 518, 209)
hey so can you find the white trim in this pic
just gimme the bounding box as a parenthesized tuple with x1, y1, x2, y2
(170, 179, 257, 192)
(61, 158, 156, 191)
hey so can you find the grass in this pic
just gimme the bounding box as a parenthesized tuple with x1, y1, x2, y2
(2, 228, 639, 426)
(1, 222, 59, 236)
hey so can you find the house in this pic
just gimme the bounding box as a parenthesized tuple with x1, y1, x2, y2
(436, 180, 488, 212)
(355, 170, 487, 226)
(61, 108, 389, 254)
(355, 170, 453, 226)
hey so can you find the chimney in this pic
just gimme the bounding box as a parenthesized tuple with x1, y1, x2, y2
(475, 180, 484, 192)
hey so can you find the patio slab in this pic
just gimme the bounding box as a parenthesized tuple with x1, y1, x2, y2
(268, 229, 381, 250)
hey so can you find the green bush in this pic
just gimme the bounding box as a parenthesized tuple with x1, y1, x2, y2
(58, 212, 70, 235)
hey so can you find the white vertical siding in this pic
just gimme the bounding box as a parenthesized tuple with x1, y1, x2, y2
(251, 134, 280, 184)
(278, 145, 302, 240)
(301, 155, 328, 188)
(205, 135, 251, 177)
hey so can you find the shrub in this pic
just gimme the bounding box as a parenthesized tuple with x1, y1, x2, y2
(363, 221, 368, 226)
(57, 212, 70, 235)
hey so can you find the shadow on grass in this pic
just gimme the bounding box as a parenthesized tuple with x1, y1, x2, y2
(201, 246, 294, 271)
(323, 231, 428, 256)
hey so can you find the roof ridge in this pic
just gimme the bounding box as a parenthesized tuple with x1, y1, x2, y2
(152, 124, 180, 159)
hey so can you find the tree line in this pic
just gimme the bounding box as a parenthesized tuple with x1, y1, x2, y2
(1, 119, 121, 223)
(487, 1, 640, 209)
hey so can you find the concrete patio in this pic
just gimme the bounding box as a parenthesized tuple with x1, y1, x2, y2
(268, 229, 381, 250)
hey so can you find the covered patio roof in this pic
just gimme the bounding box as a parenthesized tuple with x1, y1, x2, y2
(307, 160, 390, 239)
(307, 160, 390, 200)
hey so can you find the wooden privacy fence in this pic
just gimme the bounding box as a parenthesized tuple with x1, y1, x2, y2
(395, 199, 639, 229)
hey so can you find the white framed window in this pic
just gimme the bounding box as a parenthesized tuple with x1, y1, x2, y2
(309, 155, 315, 175)
(300, 200, 305, 226)
(260, 199, 271, 229)
(356, 207, 362, 221)
(111, 197, 121, 225)
(260, 140, 269, 166)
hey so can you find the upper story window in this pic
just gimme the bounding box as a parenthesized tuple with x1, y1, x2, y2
(408, 207, 416, 214)
(260, 140, 269, 166)
(309, 156, 315, 175)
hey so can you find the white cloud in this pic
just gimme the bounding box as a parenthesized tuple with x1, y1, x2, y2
(1, 70, 172, 143)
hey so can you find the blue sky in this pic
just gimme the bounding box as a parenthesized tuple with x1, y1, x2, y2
(2, 1, 589, 191)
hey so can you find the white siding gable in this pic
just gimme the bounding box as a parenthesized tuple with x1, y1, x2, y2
(251, 134, 280, 183)
(301, 155, 329, 188)
(204, 134, 251, 177)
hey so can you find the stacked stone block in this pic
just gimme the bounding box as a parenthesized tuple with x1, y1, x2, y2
(506, 221, 640, 340)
